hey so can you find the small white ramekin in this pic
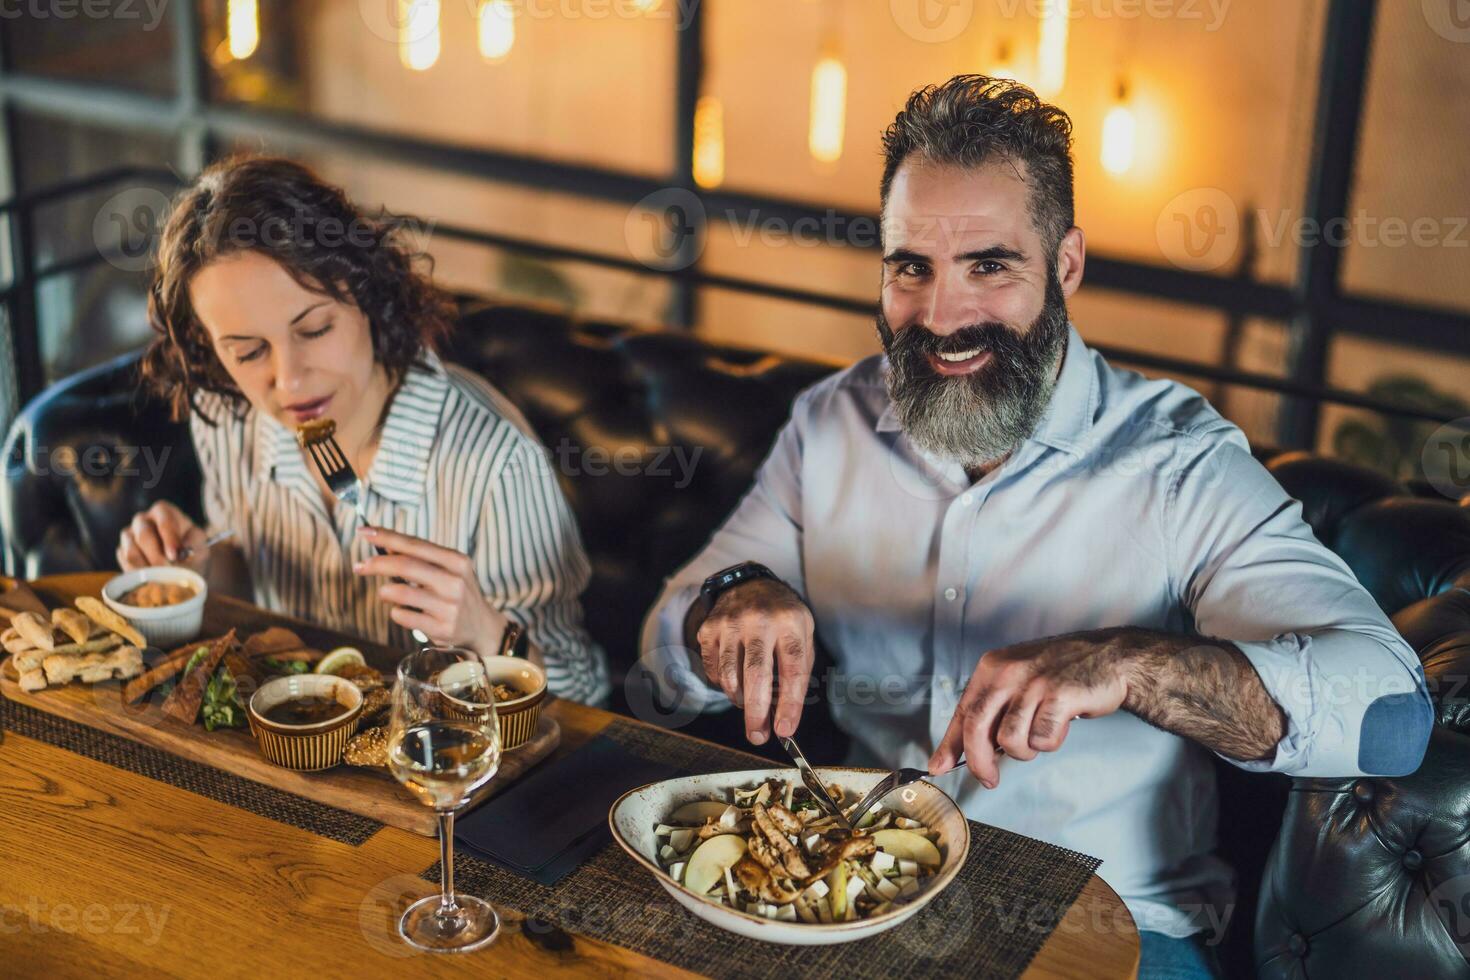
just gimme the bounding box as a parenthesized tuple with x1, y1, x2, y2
(101, 566, 208, 648)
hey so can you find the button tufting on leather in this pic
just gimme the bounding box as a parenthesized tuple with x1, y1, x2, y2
(1288, 933, 1309, 957)
(1403, 849, 1423, 871)
(1353, 780, 1375, 803)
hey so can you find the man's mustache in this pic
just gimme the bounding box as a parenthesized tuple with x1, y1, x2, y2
(888, 321, 1025, 360)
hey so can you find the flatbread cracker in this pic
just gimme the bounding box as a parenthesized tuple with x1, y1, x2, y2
(74, 597, 146, 648)
(1, 627, 35, 657)
(49, 633, 123, 658)
(12, 612, 55, 651)
(18, 668, 45, 692)
(52, 608, 94, 645)
(13, 649, 46, 673)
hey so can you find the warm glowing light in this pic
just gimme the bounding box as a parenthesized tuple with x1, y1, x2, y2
(987, 39, 1021, 84)
(227, 0, 259, 61)
(478, 0, 515, 62)
(1036, 0, 1069, 96)
(693, 95, 726, 189)
(399, 0, 441, 72)
(809, 55, 848, 165)
(631, 0, 662, 10)
(1101, 89, 1138, 176)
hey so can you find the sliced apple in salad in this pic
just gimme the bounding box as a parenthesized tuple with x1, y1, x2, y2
(652, 777, 943, 924)
(869, 828, 941, 867)
(670, 800, 731, 825)
(683, 834, 748, 896)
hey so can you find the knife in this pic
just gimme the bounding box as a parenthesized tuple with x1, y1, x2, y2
(777, 734, 854, 832)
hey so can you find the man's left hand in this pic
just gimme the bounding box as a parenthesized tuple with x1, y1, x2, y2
(928, 630, 1131, 789)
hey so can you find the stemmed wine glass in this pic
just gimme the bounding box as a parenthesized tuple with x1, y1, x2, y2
(387, 645, 503, 953)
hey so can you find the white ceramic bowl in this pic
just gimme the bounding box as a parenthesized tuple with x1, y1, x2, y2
(609, 767, 970, 946)
(101, 566, 208, 648)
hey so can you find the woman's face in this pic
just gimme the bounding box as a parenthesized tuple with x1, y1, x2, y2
(189, 250, 382, 429)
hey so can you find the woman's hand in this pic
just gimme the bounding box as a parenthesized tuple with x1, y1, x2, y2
(353, 525, 509, 651)
(116, 501, 209, 574)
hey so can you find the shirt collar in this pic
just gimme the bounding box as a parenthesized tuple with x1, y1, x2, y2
(875, 322, 1097, 460)
(256, 351, 452, 508)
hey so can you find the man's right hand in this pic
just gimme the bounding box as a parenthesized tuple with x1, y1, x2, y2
(116, 501, 210, 574)
(694, 577, 815, 745)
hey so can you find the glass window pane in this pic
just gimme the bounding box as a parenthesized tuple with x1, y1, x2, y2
(222, 141, 675, 324)
(1341, 2, 1470, 313)
(3, 2, 176, 96)
(10, 113, 179, 386)
(701, 214, 875, 355)
(708, 0, 1325, 284)
(204, 0, 676, 177)
(1320, 335, 1470, 486)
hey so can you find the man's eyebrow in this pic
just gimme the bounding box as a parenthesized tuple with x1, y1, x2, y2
(220, 301, 328, 342)
(882, 245, 1028, 265)
(954, 245, 1027, 263)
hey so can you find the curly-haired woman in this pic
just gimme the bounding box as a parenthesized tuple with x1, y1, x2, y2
(121, 155, 609, 703)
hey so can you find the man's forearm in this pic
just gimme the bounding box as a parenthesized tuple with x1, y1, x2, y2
(1101, 627, 1287, 762)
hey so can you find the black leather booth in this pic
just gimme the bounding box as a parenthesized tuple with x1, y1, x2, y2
(6, 299, 1470, 977)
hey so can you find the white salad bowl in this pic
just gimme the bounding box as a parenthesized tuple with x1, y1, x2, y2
(608, 767, 970, 946)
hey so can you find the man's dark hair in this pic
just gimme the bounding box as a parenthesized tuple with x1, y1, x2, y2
(880, 75, 1076, 258)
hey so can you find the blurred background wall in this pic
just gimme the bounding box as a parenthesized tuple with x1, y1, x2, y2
(1, 0, 1467, 481)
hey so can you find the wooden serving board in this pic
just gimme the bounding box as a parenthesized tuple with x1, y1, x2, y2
(0, 588, 560, 836)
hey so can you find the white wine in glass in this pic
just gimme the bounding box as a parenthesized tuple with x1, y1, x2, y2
(387, 647, 503, 953)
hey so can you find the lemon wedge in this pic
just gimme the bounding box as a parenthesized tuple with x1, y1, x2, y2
(315, 647, 366, 675)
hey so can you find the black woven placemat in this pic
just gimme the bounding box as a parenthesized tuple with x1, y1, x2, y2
(0, 696, 382, 845)
(427, 719, 1102, 979)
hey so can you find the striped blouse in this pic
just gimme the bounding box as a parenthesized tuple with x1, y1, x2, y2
(188, 351, 610, 704)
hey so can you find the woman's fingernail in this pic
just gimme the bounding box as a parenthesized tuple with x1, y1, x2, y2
(359, 526, 377, 537)
(749, 730, 767, 745)
(352, 561, 365, 573)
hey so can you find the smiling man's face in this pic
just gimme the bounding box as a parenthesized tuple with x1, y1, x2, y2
(878, 155, 1084, 468)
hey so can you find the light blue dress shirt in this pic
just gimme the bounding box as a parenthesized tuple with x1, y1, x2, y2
(640, 323, 1432, 938)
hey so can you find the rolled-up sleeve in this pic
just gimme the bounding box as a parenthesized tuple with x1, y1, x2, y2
(1168, 425, 1432, 777)
(638, 391, 812, 715)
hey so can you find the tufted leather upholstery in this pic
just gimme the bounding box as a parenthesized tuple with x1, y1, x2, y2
(5, 300, 1470, 977)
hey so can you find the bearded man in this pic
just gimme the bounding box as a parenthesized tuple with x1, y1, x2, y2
(639, 75, 1429, 979)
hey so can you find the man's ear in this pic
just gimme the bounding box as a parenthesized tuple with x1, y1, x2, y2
(1055, 226, 1086, 299)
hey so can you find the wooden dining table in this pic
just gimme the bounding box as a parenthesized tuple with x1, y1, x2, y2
(1, 573, 1139, 979)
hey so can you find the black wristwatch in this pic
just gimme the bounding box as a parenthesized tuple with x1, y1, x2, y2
(700, 561, 779, 610)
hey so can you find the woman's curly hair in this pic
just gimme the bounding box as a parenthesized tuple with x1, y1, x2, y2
(140, 155, 455, 422)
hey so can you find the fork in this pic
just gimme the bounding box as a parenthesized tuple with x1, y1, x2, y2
(845, 755, 972, 829)
(297, 423, 429, 645)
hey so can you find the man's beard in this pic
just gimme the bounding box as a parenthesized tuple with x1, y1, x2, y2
(878, 274, 1071, 469)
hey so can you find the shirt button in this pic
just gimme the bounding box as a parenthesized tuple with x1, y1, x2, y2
(943, 587, 959, 601)
(940, 678, 955, 692)
(960, 493, 974, 506)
